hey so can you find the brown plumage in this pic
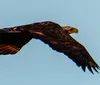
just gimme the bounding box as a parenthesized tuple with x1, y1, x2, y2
(0, 21, 99, 73)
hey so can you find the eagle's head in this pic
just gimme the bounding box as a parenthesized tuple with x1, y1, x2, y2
(62, 26, 78, 34)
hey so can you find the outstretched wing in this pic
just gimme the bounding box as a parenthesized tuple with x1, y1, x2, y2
(0, 30, 32, 54)
(31, 25, 99, 73)
(51, 36, 99, 73)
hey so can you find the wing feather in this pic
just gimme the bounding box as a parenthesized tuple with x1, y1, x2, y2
(0, 44, 20, 54)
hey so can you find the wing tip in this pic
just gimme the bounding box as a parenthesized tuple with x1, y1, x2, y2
(81, 63, 100, 74)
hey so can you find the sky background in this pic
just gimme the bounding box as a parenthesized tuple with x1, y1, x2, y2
(0, 0, 100, 85)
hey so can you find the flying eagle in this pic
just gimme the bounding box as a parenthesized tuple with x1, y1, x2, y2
(0, 21, 99, 73)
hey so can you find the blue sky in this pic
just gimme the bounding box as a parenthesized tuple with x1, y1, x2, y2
(0, 0, 100, 85)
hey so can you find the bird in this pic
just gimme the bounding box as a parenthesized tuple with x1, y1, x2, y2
(0, 21, 99, 74)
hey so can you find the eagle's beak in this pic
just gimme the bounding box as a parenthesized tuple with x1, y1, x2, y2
(71, 28, 79, 34)
(63, 26, 79, 34)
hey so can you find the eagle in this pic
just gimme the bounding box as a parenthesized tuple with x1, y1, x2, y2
(0, 21, 99, 74)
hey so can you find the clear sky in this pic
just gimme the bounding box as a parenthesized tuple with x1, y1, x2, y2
(0, 0, 100, 85)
